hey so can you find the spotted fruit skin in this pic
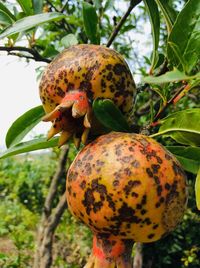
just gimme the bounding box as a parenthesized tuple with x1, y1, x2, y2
(66, 132, 188, 267)
(39, 45, 136, 146)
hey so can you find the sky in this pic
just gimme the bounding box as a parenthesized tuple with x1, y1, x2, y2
(0, 55, 51, 149)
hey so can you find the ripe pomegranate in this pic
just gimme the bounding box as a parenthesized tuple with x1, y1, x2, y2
(66, 132, 188, 268)
(39, 45, 136, 146)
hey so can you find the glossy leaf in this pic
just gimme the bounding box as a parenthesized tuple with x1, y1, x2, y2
(61, 33, 78, 48)
(0, 10, 13, 26)
(0, 12, 65, 39)
(17, 0, 33, 15)
(32, 0, 43, 14)
(166, 146, 200, 174)
(93, 99, 131, 132)
(144, 0, 160, 71)
(82, 2, 100, 44)
(0, 137, 59, 159)
(195, 168, 200, 210)
(0, 2, 16, 21)
(155, 0, 176, 33)
(167, 0, 200, 74)
(151, 108, 200, 146)
(6, 106, 45, 148)
(143, 68, 200, 84)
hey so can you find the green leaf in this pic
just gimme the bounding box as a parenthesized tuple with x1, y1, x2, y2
(0, 12, 65, 39)
(151, 108, 200, 146)
(6, 106, 45, 148)
(144, 0, 160, 71)
(93, 99, 131, 132)
(168, 42, 187, 73)
(155, 0, 176, 33)
(0, 10, 13, 26)
(61, 33, 78, 48)
(167, 0, 200, 74)
(32, 0, 43, 14)
(143, 68, 200, 84)
(82, 2, 100, 44)
(166, 146, 200, 174)
(0, 2, 16, 21)
(195, 168, 200, 210)
(93, 0, 102, 9)
(42, 45, 59, 58)
(17, 0, 33, 15)
(0, 137, 59, 159)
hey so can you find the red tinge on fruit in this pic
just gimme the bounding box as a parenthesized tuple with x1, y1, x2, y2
(39, 45, 136, 147)
(66, 132, 188, 268)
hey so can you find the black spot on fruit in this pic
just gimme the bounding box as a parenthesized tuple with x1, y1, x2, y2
(123, 180, 141, 196)
(165, 183, 171, 190)
(148, 233, 155, 239)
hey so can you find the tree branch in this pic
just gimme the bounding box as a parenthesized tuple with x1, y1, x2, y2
(149, 84, 187, 127)
(61, 0, 69, 13)
(46, 0, 60, 12)
(48, 193, 68, 233)
(34, 146, 69, 268)
(106, 0, 142, 47)
(44, 145, 69, 217)
(0, 46, 51, 63)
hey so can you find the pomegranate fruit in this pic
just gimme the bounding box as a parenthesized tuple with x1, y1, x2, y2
(39, 45, 136, 146)
(66, 132, 188, 268)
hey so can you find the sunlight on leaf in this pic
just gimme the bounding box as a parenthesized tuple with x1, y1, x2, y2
(0, 137, 59, 159)
(151, 108, 200, 146)
(143, 68, 200, 84)
(0, 12, 65, 39)
(6, 106, 45, 148)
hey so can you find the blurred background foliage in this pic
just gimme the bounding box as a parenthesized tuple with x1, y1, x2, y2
(0, 0, 199, 267)
(0, 149, 199, 267)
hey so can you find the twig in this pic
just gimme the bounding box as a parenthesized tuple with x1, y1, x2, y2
(0, 46, 51, 63)
(46, 0, 60, 12)
(149, 84, 187, 127)
(106, 0, 142, 47)
(154, 59, 168, 76)
(61, 0, 69, 13)
(172, 83, 191, 104)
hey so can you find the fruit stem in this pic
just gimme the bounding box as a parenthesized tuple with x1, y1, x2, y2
(84, 234, 134, 268)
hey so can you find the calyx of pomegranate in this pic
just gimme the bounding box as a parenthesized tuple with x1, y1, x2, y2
(42, 90, 92, 147)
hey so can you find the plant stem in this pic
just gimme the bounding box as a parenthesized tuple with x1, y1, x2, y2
(149, 84, 189, 128)
(106, 0, 142, 48)
(0, 46, 51, 63)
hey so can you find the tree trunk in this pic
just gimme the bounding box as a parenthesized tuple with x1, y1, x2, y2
(33, 146, 69, 268)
